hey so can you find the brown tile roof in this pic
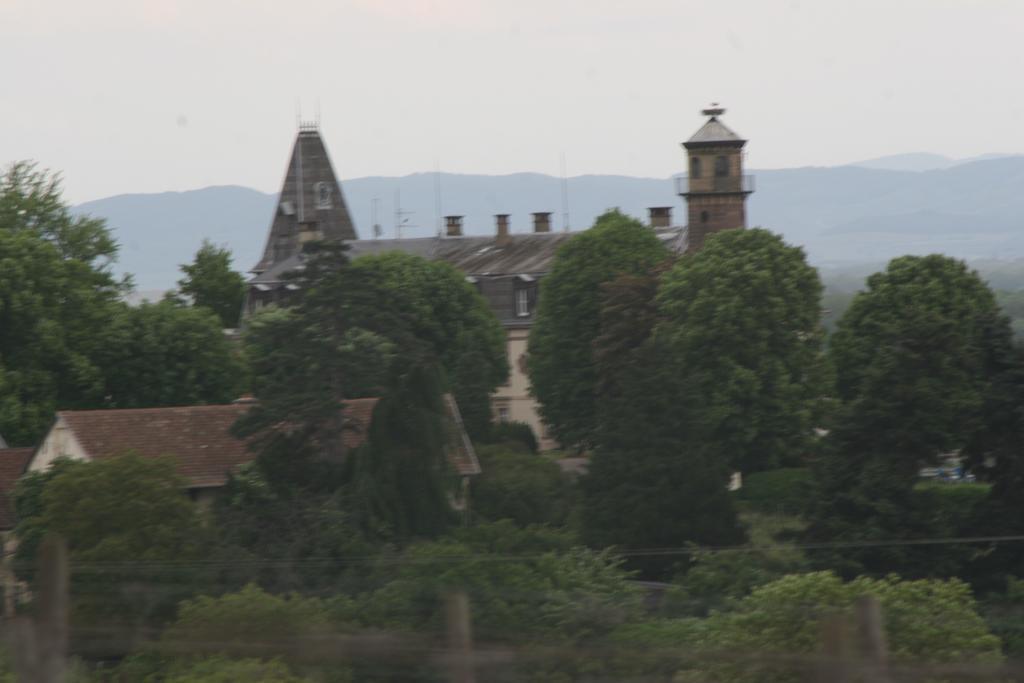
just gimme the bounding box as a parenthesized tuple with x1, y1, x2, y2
(0, 448, 33, 531)
(56, 400, 379, 490)
(442, 394, 481, 476)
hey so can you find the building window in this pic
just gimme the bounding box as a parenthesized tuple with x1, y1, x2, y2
(690, 157, 702, 178)
(701, 210, 710, 223)
(496, 405, 510, 423)
(515, 288, 530, 317)
(715, 156, 729, 177)
(315, 182, 332, 209)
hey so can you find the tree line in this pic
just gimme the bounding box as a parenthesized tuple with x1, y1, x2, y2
(4, 160, 1024, 680)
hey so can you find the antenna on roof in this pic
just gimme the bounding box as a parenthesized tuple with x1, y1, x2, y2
(394, 187, 415, 239)
(433, 158, 443, 237)
(560, 152, 570, 232)
(371, 197, 382, 239)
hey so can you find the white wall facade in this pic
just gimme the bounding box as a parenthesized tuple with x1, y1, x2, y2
(29, 416, 90, 472)
(492, 327, 557, 451)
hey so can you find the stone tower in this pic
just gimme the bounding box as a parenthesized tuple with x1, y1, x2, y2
(679, 105, 753, 253)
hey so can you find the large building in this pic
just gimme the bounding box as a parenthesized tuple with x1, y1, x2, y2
(246, 107, 752, 449)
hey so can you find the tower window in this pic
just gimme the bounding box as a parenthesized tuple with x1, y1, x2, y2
(690, 157, 702, 179)
(315, 182, 333, 209)
(715, 156, 729, 177)
(701, 210, 710, 223)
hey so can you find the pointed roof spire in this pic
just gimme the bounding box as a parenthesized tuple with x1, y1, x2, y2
(252, 126, 358, 274)
(685, 103, 745, 147)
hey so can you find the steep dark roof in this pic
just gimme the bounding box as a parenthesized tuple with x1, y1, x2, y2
(253, 128, 358, 274)
(0, 448, 32, 531)
(54, 401, 378, 489)
(685, 116, 745, 147)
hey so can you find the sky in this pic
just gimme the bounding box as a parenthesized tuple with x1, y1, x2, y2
(2, 0, 1023, 204)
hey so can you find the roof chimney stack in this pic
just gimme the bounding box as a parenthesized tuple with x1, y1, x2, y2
(648, 207, 672, 228)
(445, 215, 463, 238)
(495, 214, 510, 243)
(532, 212, 552, 233)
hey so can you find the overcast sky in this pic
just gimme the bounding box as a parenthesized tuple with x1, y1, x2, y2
(3, 0, 1023, 203)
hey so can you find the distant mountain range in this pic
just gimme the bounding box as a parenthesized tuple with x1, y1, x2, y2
(73, 153, 1024, 291)
(848, 152, 1021, 172)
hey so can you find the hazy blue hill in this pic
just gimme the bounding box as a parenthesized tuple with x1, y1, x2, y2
(850, 153, 957, 172)
(75, 186, 275, 290)
(74, 157, 1024, 290)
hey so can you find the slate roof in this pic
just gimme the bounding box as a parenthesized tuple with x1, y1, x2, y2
(253, 128, 358, 274)
(349, 232, 577, 275)
(0, 448, 32, 531)
(442, 394, 481, 476)
(54, 400, 378, 489)
(253, 226, 686, 285)
(685, 116, 745, 147)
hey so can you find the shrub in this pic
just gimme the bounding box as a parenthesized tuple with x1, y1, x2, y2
(735, 468, 812, 515)
(487, 421, 539, 454)
(471, 445, 572, 526)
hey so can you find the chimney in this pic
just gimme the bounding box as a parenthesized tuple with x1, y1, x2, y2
(532, 212, 552, 233)
(648, 207, 672, 228)
(445, 215, 463, 238)
(495, 214, 510, 243)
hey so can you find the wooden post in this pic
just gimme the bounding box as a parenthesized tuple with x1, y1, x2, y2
(815, 613, 850, 683)
(34, 535, 70, 683)
(445, 591, 475, 683)
(856, 594, 889, 683)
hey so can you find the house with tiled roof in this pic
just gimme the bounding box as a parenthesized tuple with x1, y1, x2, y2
(23, 396, 479, 508)
(0, 447, 32, 532)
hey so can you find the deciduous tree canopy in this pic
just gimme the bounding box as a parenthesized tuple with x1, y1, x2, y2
(175, 240, 247, 328)
(0, 162, 127, 444)
(528, 210, 670, 448)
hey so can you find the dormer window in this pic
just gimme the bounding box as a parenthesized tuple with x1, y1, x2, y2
(315, 182, 332, 209)
(515, 288, 530, 317)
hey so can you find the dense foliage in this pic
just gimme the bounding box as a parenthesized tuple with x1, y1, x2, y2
(806, 255, 1019, 578)
(0, 162, 126, 444)
(656, 228, 826, 473)
(95, 300, 244, 408)
(528, 209, 670, 448)
(174, 239, 247, 328)
(469, 444, 573, 527)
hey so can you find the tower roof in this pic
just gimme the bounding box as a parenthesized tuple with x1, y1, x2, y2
(252, 126, 358, 274)
(685, 105, 745, 147)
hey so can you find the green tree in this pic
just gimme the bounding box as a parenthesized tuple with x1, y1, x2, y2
(806, 255, 1016, 577)
(349, 252, 507, 440)
(469, 444, 573, 527)
(0, 162, 127, 444)
(583, 268, 745, 579)
(528, 209, 671, 448)
(162, 584, 334, 647)
(176, 240, 247, 328)
(238, 243, 492, 540)
(695, 572, 1001, 683)
(95, 300, 245, 408)
(584, 333, 746, 579)
(15, 454, 208, 627)
(656, 228, 826, 472)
